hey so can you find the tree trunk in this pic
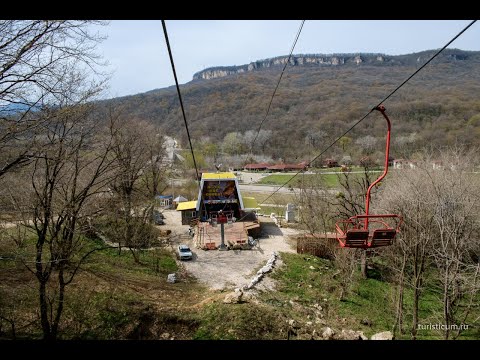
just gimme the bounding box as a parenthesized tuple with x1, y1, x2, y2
(51, 267, 66, 340)
(39, 281, 53, 340)
(339, 286, 345, 302)
(443, 262, 451, 340)
(411, 276, 421, 340)
(129, 246, 140, 263)
(393, 253, 406, 336)
(360, 251, 368, 279)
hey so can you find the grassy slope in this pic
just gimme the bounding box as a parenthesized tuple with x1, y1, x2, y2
(0, 231, 209, 339)
(1, 228, 479, 340)
(266, 252, 480, 340)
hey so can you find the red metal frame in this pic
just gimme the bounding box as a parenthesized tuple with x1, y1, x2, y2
(210, 211, 233, 224)
(335, 105, 402, 249)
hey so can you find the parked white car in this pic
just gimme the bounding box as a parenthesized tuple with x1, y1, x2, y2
(177, 245, 193, 260)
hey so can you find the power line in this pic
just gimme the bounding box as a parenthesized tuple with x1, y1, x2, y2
(162, 20, 200, 183)
(250, 20, 306, 151)
(259, 19, 477, 205)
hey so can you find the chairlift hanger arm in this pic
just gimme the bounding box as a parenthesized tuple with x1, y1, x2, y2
(365, 105, 391, 220)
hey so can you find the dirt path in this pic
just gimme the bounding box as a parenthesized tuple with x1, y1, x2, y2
(180, 222, 298, 290)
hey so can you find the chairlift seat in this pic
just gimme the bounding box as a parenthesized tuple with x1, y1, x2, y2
(369, 228, 397, 248)
(343, 229, 370, 248)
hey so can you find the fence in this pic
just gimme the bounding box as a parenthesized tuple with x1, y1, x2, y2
(296, 234, 337, 259)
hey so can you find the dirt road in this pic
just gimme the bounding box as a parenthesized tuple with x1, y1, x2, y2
(179, 221, 299, 290)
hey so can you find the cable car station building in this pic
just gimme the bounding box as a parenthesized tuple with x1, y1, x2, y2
(176, 172, 261, 249)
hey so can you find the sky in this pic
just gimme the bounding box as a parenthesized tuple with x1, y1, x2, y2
(93, 20, 480, 99)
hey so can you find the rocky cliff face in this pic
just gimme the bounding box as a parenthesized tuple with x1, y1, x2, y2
(192, 50, 474, 81)
(193, 54, 386, 80)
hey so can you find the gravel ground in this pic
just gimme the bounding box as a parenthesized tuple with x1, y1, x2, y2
(179, 220, 299, 290)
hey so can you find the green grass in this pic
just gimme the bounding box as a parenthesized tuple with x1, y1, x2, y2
(241, 191, 295, 204)
(259, 206, 285, 217)
(256, 168, 386, 189)
(83, 237, 179, 277)
(257, 174, 340, 188)
(264, 252, 480, 340)
(193, 302, 285, 340)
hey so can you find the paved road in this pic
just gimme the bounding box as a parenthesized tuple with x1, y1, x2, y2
(239, 184, 301, 194)
(239, 184, 338, 196)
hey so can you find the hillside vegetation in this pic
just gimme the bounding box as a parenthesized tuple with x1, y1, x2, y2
(101, 49, 480, 163)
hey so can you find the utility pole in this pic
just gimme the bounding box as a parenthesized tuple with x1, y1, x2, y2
(217, 210, 228, 251)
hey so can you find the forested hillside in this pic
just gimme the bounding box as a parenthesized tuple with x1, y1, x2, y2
(100, 49, 480, 163)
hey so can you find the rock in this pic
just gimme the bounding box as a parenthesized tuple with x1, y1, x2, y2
(313, 303, 323, 311)
(371, 331, 394, 340)
(160, 332, 170, 339)
(242, 292, 255, 302)
(288, 319, 297, 327)
(223, 289, 243, 304)
(306, 321, 313, 326)
(312, 329, 321, 340)
(321, 327, 335, 340)
(360, 318, 373, 326)
(359, 332, 368, 340)
(167, 273, 176, 283)
(309, 266, 315, 270)
(335, 329, 365, 340)
(245, 253, 277, 290)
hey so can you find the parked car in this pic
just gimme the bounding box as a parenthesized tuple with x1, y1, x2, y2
(152, 210, 165, 225)
(177, 245, 193, 260)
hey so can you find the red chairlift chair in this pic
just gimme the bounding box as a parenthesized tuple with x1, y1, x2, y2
(335, 105, 403, 249)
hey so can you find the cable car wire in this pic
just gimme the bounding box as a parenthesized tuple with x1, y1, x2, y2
(162, 20, 200, 183)
(251, 20, 306, 151)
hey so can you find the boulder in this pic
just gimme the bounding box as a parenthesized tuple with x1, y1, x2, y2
(371, 331, 394, 340)
(335, 329, 367, 340)
(167, 273, 176, 283)
(223, 289, 243, 304)
(321, 327, 335, 340)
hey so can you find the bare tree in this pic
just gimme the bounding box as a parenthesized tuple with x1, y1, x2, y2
(256, 129, 273, 153)
(427, 148, 480, 339)
(355, 135, 378, 155)
(378, 164, 436, 339)
(333, 247, 357, 301)
(378, 147, 480, 339)
(295, 173, 334, 239)
(141, 132, 167, 199)
(304, 130, 327, 149)
(108, 116, 163, 262)
(0, 20, 108, 178)
(4, 100, 115, 340)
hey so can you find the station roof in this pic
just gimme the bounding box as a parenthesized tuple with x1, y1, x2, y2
(202, 172, 236, 180)
(176, 200, 197, 211)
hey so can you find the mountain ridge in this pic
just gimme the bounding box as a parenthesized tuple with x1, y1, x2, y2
(98, 48, 480, 162)
(192, 48, 478, 81)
